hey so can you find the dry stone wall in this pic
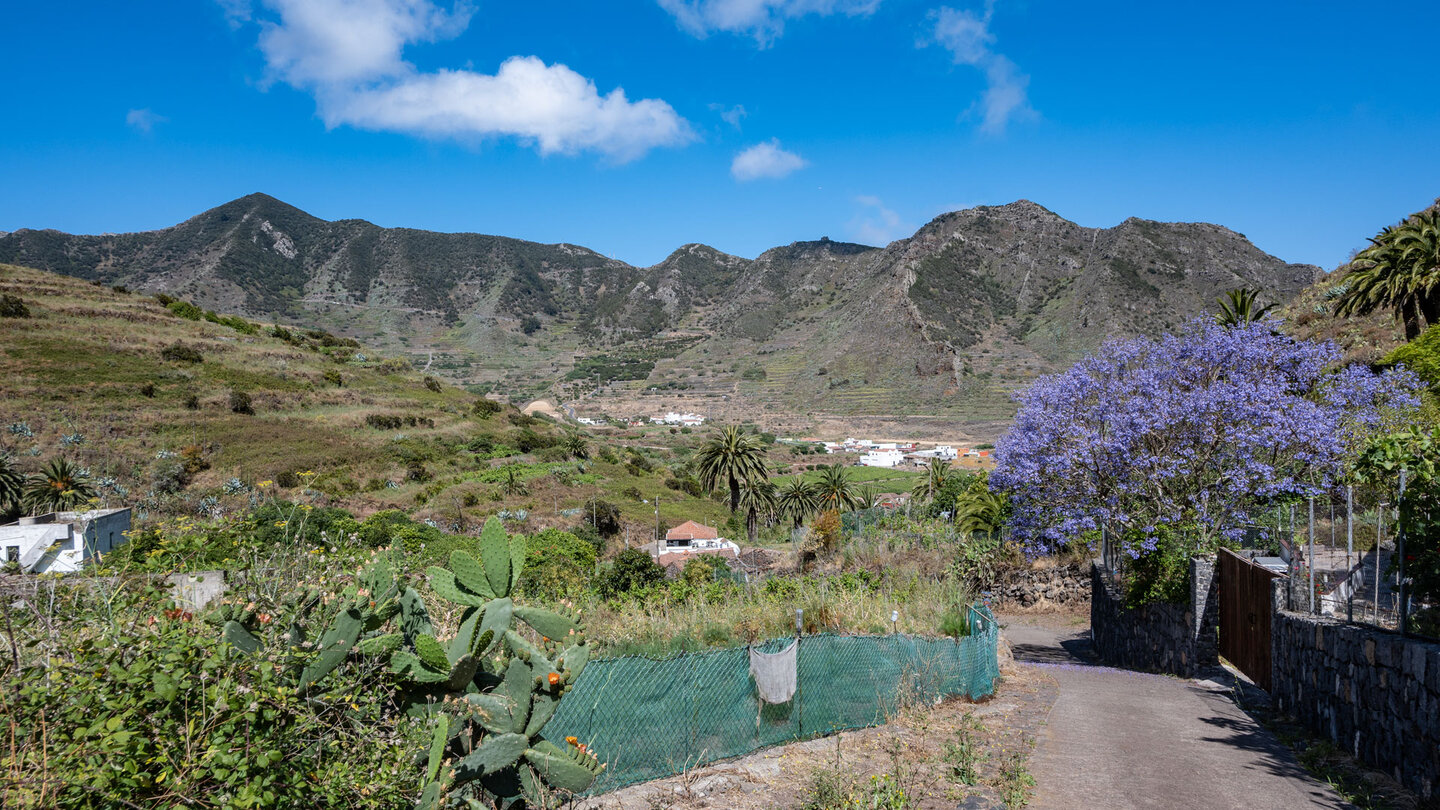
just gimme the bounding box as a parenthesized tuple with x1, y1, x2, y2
(1271, 597, 1440, 800)
(992, 563, 1090, 608)
(1089, 557, 1218, 677)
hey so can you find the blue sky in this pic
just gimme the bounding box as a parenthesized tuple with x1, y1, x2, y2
(3, 1, 1438, 269)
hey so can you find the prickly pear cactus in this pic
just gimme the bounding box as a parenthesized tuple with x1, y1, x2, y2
(407, 517, 601, 809)
(206, 550, 415, 693)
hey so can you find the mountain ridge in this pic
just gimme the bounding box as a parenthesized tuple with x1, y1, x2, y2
(0, 194, 1322, 436)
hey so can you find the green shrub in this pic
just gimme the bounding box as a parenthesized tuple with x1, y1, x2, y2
(512, 428, 554, 453)
(423, 375, 442, 393)
(275, 470, 301, 489)
(3, 584, 422, 808)
(323, 369, 343, 387)
(228, 390, 254, 415)
(472, 398, 503, 418)
(1382, 323, 1440, 390)
(166, 300, 203, 320)
(0, 294, 30, 318)
(598, 548, 665, 598)
(582, 498, 622, 538)
(139, 382, 156, 398)
(160, 342, 203, 363)
(152, 292, 176, 306)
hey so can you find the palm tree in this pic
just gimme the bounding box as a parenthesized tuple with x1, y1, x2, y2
(695, 426, 768, 513)
(1335, 211, 1440, 340)
(954, 477, 1008, 539)
(855, 484, 881, 511)
(1214, 288, 1276, 327)
(811, 464, 860, 512)
(911, 458, 952, 502)
(23, 458, 96, 514)
(776, 477, 820, 530)
(0, 455, 23, 514)
(736, 478, 778, 545)
(562, 431, 589, 460)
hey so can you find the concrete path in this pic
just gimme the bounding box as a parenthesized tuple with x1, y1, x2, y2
(1004, 619, 1351, 810)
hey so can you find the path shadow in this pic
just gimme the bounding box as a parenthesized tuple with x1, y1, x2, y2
(1008, 631, 1096, 665)
(1193, 709, 1351, 809)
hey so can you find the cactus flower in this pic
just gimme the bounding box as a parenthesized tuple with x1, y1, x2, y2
(547, 672, 561, 686)
(566, 736, 578, 746)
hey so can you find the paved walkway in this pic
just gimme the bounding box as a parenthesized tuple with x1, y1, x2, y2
(1004, 619, 1352, 810)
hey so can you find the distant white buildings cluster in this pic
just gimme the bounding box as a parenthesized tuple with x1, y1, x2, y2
(649, 412, 706, 427)
(813, 438, 987, 468)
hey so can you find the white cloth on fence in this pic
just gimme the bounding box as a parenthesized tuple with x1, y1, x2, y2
(749, 640, 798, 704)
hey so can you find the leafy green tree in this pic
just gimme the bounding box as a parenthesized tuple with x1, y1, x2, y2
(911, 458, 953, 502)
(736, 478, 778, 544)
(1214, 287, 1275, 327)
(811, 463, 860, 512)
(1335, 210, 1440, 340)
(695, 426, 768, 513)
(776, 477, 820, 530)
(23, 458, 96, 513)
(598, 548, 664, 597)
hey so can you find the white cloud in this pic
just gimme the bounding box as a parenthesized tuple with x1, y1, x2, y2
(731, 139, 807, 181)
(230, 0, 693, 160)
(849, 195, 909, 244)
(659, 0, 881, 45)
(125, 108, 167, 133)
(923, 3, 1035, 135)
(709, 102, 747, 129)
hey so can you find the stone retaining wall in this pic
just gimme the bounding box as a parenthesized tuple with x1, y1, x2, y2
(992, 563, 1090, 608)
(1090, 557, 1218, 677)
(1271, 593, 1440, 800)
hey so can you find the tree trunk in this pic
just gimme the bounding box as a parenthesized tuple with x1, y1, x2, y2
(1403, 298, 1423, 341)
(728, 476, 740, 513)
(1420, 292, 1440, 335)
(746, 507, 759, 545)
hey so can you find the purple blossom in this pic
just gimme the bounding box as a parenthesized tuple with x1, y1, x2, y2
(991, 319, 1421, 559)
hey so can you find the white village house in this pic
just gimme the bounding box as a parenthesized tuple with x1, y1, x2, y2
(858, 449, 906, 468)
(0, 508, 132, 573)
(655, 519, 740, 564)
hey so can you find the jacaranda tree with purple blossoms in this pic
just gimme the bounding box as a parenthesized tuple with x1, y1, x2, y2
(992, 319, 1420, 604)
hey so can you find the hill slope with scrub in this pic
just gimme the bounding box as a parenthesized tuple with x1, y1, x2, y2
(0, 194, 1321, 435)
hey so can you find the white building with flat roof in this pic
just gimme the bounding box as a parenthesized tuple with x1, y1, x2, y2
(858, 449, 905, 468)
(0, 508, 132, 573)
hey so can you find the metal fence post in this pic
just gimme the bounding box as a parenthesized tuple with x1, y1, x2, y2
(1375, 504, 1384, 622)
(1397, 469, 1408, 637)
(1308, 496, 1316, 615)
(1346, 485, 1354, 623)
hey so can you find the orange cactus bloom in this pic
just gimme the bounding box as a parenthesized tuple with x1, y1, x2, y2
(565, 736, 578, 746)
(547, 672, 561, 686)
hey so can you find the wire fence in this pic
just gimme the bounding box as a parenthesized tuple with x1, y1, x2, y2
(1237, 487, 1436, 642)
(544, 606, 1000, 792)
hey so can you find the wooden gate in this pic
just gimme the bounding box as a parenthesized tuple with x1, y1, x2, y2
(1218, 549, 1280, 690)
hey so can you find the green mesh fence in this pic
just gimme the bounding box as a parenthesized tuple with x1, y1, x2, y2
(545, 606, 999, 792)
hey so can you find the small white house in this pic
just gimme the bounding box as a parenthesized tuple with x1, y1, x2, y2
(858, 449, 905, 468)
(0, 508, 132, 573)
